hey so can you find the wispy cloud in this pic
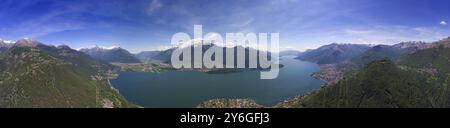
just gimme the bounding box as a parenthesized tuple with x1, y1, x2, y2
(0, 0, 152, 39)
(2, 0, 450, 52)
(230, 17, 255, 27)
(334, 25, 449, 44)
(344, 29, 375, 35)
(147, 0, 163, 15)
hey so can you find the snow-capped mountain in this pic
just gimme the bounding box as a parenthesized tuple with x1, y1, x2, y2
(79, 46, 141, 63)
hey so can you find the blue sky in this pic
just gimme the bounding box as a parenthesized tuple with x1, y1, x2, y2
(0, 0, 449, 52)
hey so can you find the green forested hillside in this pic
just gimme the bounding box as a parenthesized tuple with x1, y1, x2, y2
(291, 60, 448, 108)
(334, 43, 424, 75)
(399, 46, 450, 77)
(0, 44, 134, 108)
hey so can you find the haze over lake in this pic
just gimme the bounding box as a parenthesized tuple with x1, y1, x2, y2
(112, 56, 324, 107)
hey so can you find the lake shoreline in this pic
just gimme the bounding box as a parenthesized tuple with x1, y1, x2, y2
(111, 57, 324, 108)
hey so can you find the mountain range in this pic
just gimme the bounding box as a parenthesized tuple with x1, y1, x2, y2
(276, 38, 450, 108)
(79, 46, 141, 63)
(0, 39, 287, 107)
(136, 43, 280, 69)
(305, 38, 450, 85)
(279, 50, 302, 57)
(79, 43, 301, 66)
(200, 37, 450, 108)
(135, 51, 162, 61)
(0, 39, 133, 108)
(2, 36, 450, 108)
(296, 43, 371, 64)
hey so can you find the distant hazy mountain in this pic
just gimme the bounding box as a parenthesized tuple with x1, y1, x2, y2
(149, 44, 277, 69)
(279, 50, 302, 57)
(147, 48, 175, 63)
(135, 51, 162, 61)
(276, 40, 450, 108)
(79, 46, 141, 63)
(0, 39, 133, 107)
(311, 41, 432, 85)
(0, 40, 13, 48)
(296, 43, 371, 64)
(147, 44, 221, 64)
(0, 40, 6, 47)
(0, 41, 11, 53)
(339, 42, 428, 72)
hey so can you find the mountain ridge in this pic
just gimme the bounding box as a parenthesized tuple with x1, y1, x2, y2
(0, 40, 134, 108)
(296, 43, 371, 64)
(79, 46, 141, 63)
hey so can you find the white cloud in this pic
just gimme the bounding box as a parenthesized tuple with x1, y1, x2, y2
(296, 25, 450, 49)
(441, 21, 447, 25)
(147, 0, 162, 15)
(344, 29, 374, 35)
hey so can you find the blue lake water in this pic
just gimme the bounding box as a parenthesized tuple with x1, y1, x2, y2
(111, 56, 324, 107)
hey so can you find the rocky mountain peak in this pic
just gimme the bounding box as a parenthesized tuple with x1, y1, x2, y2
(14, 38, 40, 47)
(392, 41, 429, 50)
(57, 45, 73, 50)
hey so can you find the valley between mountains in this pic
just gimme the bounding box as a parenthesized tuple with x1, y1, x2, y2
(1, 37, 450, 108)
(200, 37, 450, 108)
